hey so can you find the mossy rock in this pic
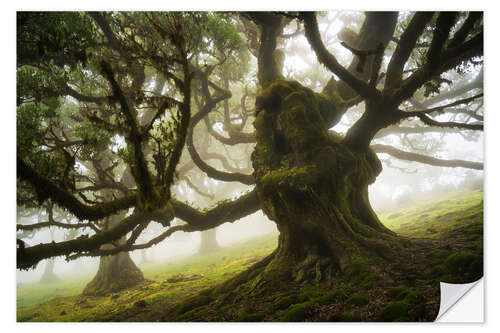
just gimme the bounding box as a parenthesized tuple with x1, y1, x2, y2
(345, 293, 370, 308)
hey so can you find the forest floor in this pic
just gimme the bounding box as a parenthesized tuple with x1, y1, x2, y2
(17, 188, 483, 322)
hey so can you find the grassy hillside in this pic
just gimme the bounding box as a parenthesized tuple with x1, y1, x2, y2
(17, 233, 278, 321)
(17, 189, 483, 322)
(380, 189, 483, 240)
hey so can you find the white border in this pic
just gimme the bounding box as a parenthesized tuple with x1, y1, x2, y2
(3, 1, 499, 332)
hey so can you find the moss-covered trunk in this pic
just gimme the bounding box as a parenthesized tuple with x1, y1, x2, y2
(251, 80, 400, 283)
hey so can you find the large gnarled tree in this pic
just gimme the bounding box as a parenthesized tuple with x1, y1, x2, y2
(17, 11, 483, 296)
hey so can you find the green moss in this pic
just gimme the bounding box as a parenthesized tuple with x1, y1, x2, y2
(430, 264, 447, 277)
(387, 286, 411, 300)
(474, 238, 483, 255)
(236, 309, 265, 322)
(377, 301, 411, 322)
(343, 257, 376, 285)
(272, 294, 306, 311)
(380, 189, 483, 239)
(427, 249, 453, 260)
(402, 290, 424, 307)
(314, 290, 341, 305)
(277, 301, 313, 322)
(178, 305, 208, 320)
(260, 165, 320, 193)
(299, 289, 322, 300)
(377, 289, 424, 322)
(326, 285, 353, 301)
(360, 281, 373, 290)
(344, 257, 370, 278)
(345, 293, 370, 308)
(441, 253, 483, 280)
(217, 304, 232, 314)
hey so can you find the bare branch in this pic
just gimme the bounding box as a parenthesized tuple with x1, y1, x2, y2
(300, 12, 380, 100)
(17, 207, 173, 270)
(17, 157, 137, 221)
(405, 93, 483, 115)
(413, 113, 483, 131)
(384, 12, 434, 89)
(372, 144, 483, 170)
(17, 220, 100, 233)
(448, 12, 482, 48)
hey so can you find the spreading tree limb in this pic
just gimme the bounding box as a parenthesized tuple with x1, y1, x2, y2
(372, 144, 483, 170)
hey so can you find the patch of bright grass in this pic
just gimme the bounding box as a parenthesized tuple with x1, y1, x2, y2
(17, 233, 278, 322)
(379, 189, 483, 239)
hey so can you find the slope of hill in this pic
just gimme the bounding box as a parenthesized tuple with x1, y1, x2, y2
(17, 189, 483, 322)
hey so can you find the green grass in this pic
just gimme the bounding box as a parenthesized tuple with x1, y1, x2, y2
(379, 189, 483, 239)
(17, 188, 484, 322)
(17, 232, 278, 322)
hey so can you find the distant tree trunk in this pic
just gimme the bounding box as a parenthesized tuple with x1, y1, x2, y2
(82, 249, 144, 296)
(141, 248, 149, 263)
(39, 258, 59, 283)
(40, 227, 59, 283)
(198, 228, 220, 254)
(82, 213, 144, 296)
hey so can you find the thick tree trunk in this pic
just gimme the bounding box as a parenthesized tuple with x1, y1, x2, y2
(251, 80, 401, 283)
(198, 228, 220, 254)
(39, 258, 59, 283)
(82, 248, 144, 296)
(82, 213, 144, 296)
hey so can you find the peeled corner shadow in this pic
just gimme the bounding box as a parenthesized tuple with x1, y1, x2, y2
(435, 278, 483, 322)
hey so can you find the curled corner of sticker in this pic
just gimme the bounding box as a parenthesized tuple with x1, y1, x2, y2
(435, 278, 483, 322)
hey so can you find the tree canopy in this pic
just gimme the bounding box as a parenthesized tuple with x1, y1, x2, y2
(17, 11, 483, 271)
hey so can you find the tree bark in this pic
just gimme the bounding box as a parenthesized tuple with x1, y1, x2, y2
(82, 213, 144, 296)
(251, 79, 401, 283)
(82, 248, 144, 296)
